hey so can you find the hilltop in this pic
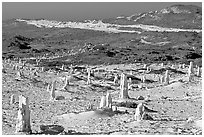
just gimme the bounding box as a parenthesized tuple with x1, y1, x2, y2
(103, 5, 202, 29)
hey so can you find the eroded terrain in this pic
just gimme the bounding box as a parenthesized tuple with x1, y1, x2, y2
(2, 59, 202, 135)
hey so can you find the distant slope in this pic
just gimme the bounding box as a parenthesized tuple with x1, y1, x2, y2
(2, 4, 202, 66)
(15, 5, 202, 33)
(103, 5, 202, 29)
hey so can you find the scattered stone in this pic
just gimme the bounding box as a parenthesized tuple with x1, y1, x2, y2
(120, 73, 129, 99)
(33, 71, 38, 76)
(160, 75, 165, 83)
(15, 71, 23, 80)
(147, 67, 151, 72)
(99, 95, 106, 109)
(55, 96, 65, 100)
(143, 64, 147, 69)
(182, 64, 185, 69)
(171, 64, 174, 69)
(138, 84, 143, 89)
(41, 67, 45, 72)
(86, 102, 93, 111)
(50, 80, 56, 100)
(106, 92, 112, 109)
(141, 75, 146, 83)
(113, 74, 118, 85)
(47, 84, 51, 92)
(189, 62, 194, 74)
(10, 94, 15, 105)
(40, 125, 64, 135)
(196, 67, 201, 77)
(12, 65, 16, 70)
(164, 70, 170, 84)
(87, 68, 91, 85)
(144, 95, 151, 102)
(16, 95, 31, 133)
(187, 116, 195, 123)
(161, 96, 168, 100)
(137, 95, 145, 100)
(130, 70, 133, 75)
(62, 76, 70, 90)
(18, 59, 22, 64)
(128, 77, 132, 89)
(112, 106, 117, 111)
(187, 64, 193, 82)
(61, 64, 65, 70)
(134, 103, 145, 121)
(141, 113, 154, 120)
(2, 68, 6, 73)
(128, 82, 132, 90)
(128, 77, 132, 85)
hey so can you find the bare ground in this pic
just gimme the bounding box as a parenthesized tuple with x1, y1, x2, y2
(2, 61, 202, 135)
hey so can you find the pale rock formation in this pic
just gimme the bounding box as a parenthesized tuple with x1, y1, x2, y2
(18, 59, 22, 64)
(187, 62, 194, 82)
(106, 92, 112, 109)
(15, 71, 23, 80)
(141, 75, 146, 83)
(10, 94, 15, 105)
(146, 67, 151, 72)
(113, 74, 118, 85)
(99, 95, 106, 108)
(50, 81, 56, 100)
(196, 66, 201, 77)
(86, 102, 93, 110)
(12, 64, 16, 70)
(128, 77, 132, 85)
(171, 64, 174, 69)
(41, 67, 45, 72)
(138, 84, 143, 89)
(182, 64, 185, 69)
(164, 70, 170, 84)
(112, 106, 117, 111)
(128, 82, 132, 90)
(16, 95, 31, 133)
(160, 75, 165, 83)
(120, 73, 129, 99)
(61, 64, 65, 70)
(62, 76, 70, 90)
(189, 62, 194, 74)
(187, 116, 195, 123)
(143, 64, 147, 69)
(47, 84, 51, 92)
(87, 68, 91, 84)
(33, 70, 38, 76)
(128, 77, 132, 90)
(179, 64, 182, 69)
(135, 103, 145, 121)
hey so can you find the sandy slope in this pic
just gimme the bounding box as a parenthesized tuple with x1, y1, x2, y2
(16, 19, 201, 33)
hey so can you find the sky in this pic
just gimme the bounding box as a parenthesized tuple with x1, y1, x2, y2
(2, 2, 202, 21)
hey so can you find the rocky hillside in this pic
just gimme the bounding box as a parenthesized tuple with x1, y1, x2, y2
(103, 5, 202, 29)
